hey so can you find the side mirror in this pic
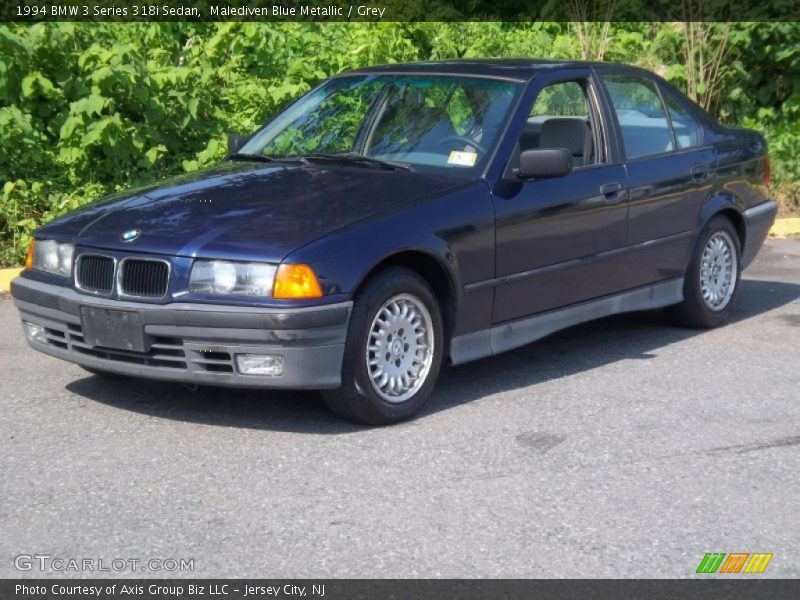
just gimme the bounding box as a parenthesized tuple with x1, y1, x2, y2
(227, 133, 249, 154)
(514, 148, 573, 179)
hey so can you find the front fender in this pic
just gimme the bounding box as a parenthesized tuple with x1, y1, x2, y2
(285, 181, 496, 336)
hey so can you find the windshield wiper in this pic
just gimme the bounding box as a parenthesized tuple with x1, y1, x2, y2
(228, 152, 278, 163)
(302, 153, 413, 172)
(228, 153, 304, 165)
(229, 151, 412, 171)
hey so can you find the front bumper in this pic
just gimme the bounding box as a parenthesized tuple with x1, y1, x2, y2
(11, 276, 351, 389)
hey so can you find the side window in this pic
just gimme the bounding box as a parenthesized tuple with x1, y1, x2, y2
(519, 80, 600, 167)
(603, 75, 673, 159)
(530, 81, 586, 117)
(662, 91, 702, 149)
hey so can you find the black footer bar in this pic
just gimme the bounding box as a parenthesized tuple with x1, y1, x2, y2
(4, 579, 800, 600)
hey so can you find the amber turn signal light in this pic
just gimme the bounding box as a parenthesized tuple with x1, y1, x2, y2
(273, 263, 323, 299)
(25, 239, 35, 270)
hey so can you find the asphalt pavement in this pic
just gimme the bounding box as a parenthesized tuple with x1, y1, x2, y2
(1, 239, 798, 578)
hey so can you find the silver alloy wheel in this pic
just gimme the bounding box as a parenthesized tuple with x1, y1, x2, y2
(699, 230, 738, 311)
(365, 293, 435, 403)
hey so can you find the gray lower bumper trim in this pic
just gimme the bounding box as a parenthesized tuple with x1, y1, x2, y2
(451, 278, 684, 365)
(12, 276, 351, 389)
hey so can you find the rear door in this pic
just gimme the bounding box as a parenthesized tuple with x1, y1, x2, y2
(597, 69, 715, 289)
(490, 69, 629, 323)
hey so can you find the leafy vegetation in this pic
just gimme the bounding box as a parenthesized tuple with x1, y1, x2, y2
(1, 22, 798, 266)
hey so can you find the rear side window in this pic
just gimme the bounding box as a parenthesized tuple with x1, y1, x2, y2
(662, 91, 702, 149)
(602, 75, 673, 159)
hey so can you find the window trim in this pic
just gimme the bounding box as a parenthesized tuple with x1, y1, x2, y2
(658, 84, 706, 151)
(654, 82, 679, 153)
(584, 76, 610, 166)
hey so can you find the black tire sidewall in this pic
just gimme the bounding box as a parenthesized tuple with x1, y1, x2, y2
(339, 268, 444, 424)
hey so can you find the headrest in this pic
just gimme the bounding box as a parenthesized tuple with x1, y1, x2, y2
(539, 118, 589, 156)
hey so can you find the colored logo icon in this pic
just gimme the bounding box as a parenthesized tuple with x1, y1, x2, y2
(697, 552, 773, 574)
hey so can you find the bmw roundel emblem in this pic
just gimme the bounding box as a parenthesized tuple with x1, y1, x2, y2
(121, 228, 141, 242)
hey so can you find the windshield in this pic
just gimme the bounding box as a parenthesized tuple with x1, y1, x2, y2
(239, 74, 521, 173)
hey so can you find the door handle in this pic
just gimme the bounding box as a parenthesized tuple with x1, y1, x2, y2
(690, 164, 709, 182)
(599, 182, 623, 202)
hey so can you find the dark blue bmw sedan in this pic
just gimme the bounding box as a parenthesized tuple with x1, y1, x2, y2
(11, 59, 777, 424)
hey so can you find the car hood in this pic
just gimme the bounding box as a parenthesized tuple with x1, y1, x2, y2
(41, 161, 465, 261)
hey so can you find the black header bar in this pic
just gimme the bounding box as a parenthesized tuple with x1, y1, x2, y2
(3, 0, 800, 22)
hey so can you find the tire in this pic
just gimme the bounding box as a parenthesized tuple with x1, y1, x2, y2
(322, 267, 444, 426)
(669, 215, 742, 329)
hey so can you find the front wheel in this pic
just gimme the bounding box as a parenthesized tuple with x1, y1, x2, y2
(322, 268, 444, 425)
(669, 215, 742, 329)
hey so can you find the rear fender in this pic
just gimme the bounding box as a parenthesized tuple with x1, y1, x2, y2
(696, 192, 749, 262)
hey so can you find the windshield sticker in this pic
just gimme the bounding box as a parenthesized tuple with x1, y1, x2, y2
(447, 151, 478, 167)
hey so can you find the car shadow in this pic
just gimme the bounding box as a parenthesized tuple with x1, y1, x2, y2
(66, 279, 800, 433)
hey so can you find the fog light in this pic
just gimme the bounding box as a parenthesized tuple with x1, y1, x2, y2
(236, 354, 284, 376)
(23, 322, 47, 345)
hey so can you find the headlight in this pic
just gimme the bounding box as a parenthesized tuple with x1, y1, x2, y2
(29, 239, 74, 277)
(188, 260, 277, 296)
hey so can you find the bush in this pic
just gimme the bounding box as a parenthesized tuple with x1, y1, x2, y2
(1, 22, 797, 266)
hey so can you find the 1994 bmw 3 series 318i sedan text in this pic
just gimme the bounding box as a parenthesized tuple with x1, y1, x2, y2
(12, 60, 777, 424)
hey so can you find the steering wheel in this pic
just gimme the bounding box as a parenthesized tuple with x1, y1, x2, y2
(433, 135, 487, 155)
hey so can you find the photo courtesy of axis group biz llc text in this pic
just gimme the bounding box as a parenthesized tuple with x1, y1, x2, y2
(1, 0, 799, 598)
(16, 583, 325, 597)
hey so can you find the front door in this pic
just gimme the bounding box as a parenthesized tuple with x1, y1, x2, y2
(491, 73, 629, 324)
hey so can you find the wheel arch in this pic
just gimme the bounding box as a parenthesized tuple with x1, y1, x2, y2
(698, 193, 747, 250)
(354, 249, 458, 351)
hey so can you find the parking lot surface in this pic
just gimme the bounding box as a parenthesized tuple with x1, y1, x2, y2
(1, 239, 798, 578)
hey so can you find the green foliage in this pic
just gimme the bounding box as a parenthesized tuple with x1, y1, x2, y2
(1, 21, 798, 266)
(727, 23, 800, 214)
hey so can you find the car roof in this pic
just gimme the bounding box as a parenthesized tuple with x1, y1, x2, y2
(344, 58, 640, 82)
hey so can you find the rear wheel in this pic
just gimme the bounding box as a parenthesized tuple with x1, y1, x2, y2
(322, 268, 444, 425)
(669, 215, 742, 328)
